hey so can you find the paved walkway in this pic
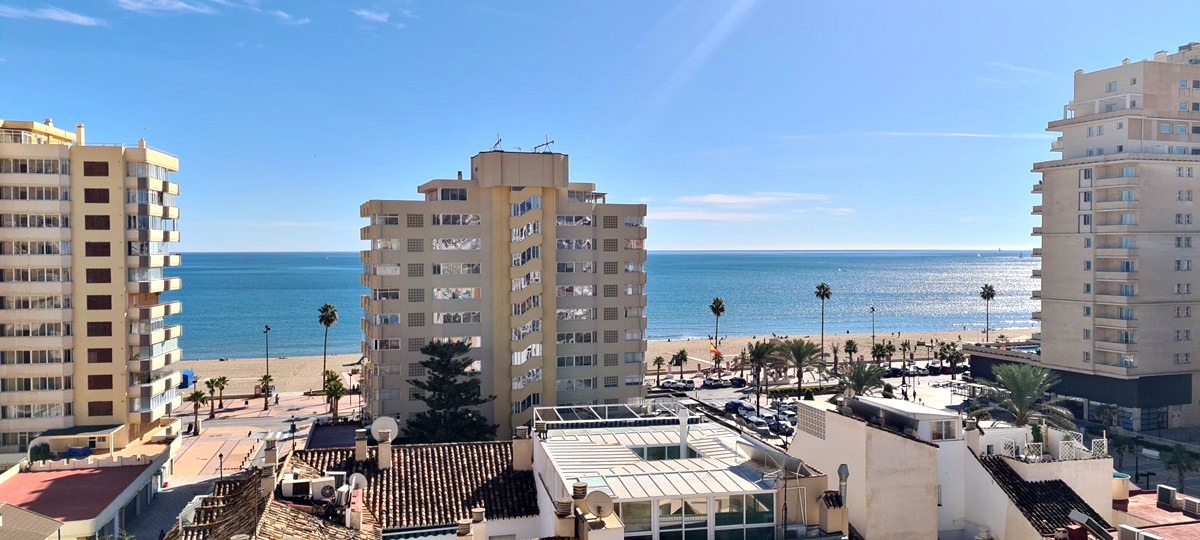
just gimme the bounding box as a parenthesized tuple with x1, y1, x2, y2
(127, 474, 216, 540)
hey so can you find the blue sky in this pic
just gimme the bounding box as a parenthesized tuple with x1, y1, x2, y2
(3, 1, 1199, 252)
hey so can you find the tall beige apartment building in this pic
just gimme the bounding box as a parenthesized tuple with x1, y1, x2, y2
(0, 119, 182, 457)
(360, 151, 648, 437)
(972, 44, 1200, 430)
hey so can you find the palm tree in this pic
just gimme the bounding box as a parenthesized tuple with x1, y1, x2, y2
(839, 362, 886, 396)
(900, 339, 912, 364)
(843, 340, 859, 363)
(1167, 444, 1199, 493)
(260, 374, 273, 411)
(212, 376, 228, 409)
(652, 356, 666, 385)
(318, 303, 339, 391)
(815, 283, 833, 370)
(939, 342, 965, 380)
(709, 297, 726, 348)
(326, 379, 349, 422)
(323, 370, 342, 412)
(712, 352, 724, 373)
(884, 342, 896, 364)
(969, 364, 1075, 429)
(204, 379, 218, 419)
(870, 343, 888, 364)
(183, 390, 208, 436)
(980, 284, 997, 342)
(1108, 435, 1138, 469)
(779, 338, 822, 396)
(746, 340, 776, 412)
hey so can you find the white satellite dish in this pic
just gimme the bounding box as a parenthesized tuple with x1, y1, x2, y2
(583, 491, 614, 518)
(370, 417, 399, 443)
(348, 472, 369, 490)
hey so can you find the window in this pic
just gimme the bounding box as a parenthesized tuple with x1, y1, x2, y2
(1163, 123, 1174, 134)
(931, 420, 956, 441)
(603, 353, 618, 366)
(625, 239, 644, 250)
(1082, 191, 1092, 202)
(406, 263, 423, 277)
(86, 322, 112, 337)
(1183, 102, 1190, 112)
(1084, 260, 1091, 270)
(408, 289, 425, 302)
(406, 239, 423, 253)
(1082, 214, 1092, 226)
(1120, 214, 1136, 225)
(603, 261, 618, 274)
(626, 329, 644, 341)
(556, 239, 594, 250)
(603, 239, 618, 252)
(438, 188, 467, 201)
(434, 213, 480, 226)
(556, 215, 593, 227)
(1084, 238, 1092, 248)
(1178, 260, 1194, 271)
(603, 284, 618, 297)
(406, 214, 424, 227)
(556, 262, 593, 274)
(1120, 284, 1135, 296)
(1084, 284, 1091, 293)
(408, 338, 424, 352)
(1098, 125, 1105, 135)
(1097, 148, 1104, 155)
(1107, 81, 1118, 92)
(1082, 168, 1093, 180)
(556, 308, 594, 321)
(82, 161, 109, 176)
(87, 348, 112, 363)
(432, 238, 481, 250)
(603, 215, 618, 229)
(626, 284, 643, 296)
(512, 246, 541, 267)
(511, 197, 541, 217)
(433, 262, 481, 275)
(433, 287, 480, 300)
(407, 313, 425, 327)
(511, 221, 541, 242)
(1084, 306, 1091, 317)
(84, 215, 110, 230)
(556, 332, 595, 344)
(1118, 122, 1125, 129)
(1083, 352, 1091, 363)
(1181, 125, 1190, 135)
(604, 307, 618, 320)
(604, 376, 618, 388)
(86, 295, 111, 310)
(87, 401, 113, 416)
(1083, 329, 1090, 340)
(83, 188, 108, 203)
(556, 285, 593, 297)
(1087, 127, 1094, 137)
(604, 330, 618, 343)
(1184, 79, 1190, 89)
(84, 242, 110, 257)
(87, 375, 113, 390)
(85, 268, 111, 283)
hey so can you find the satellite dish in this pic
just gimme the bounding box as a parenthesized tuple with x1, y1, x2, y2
(348, 473, 369, 490)
(370, 417, 399, 443)
(583, 491, 614, 518)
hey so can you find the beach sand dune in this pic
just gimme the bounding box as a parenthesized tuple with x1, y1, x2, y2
(181, 327, 1037, 393)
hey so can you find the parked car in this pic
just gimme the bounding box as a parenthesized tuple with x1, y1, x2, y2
(737, 403, 757, 418)
(777, 423, 795, 436)
(730, 376, 747, 388)
(717, 377, 734, 387)
(780, 411, 797, 425)
(725, 400, 749, 414)
(680, 379, 696, 391)
(704, 376, 721, 388)
(760, 412, 778, 427)
(747, 416, 770, 434)
(886, 367, 903, 378)
(660, 380, 680, 390)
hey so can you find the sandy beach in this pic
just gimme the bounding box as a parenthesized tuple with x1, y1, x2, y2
(179, 326, 1038, 393)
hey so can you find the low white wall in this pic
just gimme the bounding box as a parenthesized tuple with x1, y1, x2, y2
(1006, 456, 1114, 522)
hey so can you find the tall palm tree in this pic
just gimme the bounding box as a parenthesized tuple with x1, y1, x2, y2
(260, 374, 273, 411)
(939, 342, 965, 380)
(1167, 444, 1198, 493)
(815, 283, 833, 370)
(204, 378, 218, 419)
(969, 364, 1075, 429)
(1108, 435, 1138, 469)
(900, 340, 912, 363)
(318, 303, 339, 391)
(183, 390, 208, 436)
(779, 338, 822, 396)
(326, 379, 348, 422)
(884, 341, 896, 364)
(980, 284, 997, 342)
(709, 297, 726, 348)
(839, 362, 886, 396)
(746, 340, 776, 412)
(212, 376, 228, 409)
(652, 356, 666, 385)
(870, 343, 888, 364)
(324, 370, 340, 412)
(843, 340, 859, 363)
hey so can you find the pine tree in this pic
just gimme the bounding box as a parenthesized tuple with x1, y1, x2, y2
(403, 340, 498, 442)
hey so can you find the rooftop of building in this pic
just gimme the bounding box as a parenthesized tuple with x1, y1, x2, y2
(538, 410, 818, 500)
(0, 464, 150, 522)
(975, 452, 1110, 536)
(855, 395, 959, 420)
(0, 503, 62, 540)
(1123, 489, 1198, 526)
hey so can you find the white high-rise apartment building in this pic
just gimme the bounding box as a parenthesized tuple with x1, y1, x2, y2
(974, 43, 1200, 430)
(360, 151, 648, 437)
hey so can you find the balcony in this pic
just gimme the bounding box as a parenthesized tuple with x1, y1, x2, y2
(128, 324, 182, 347)
(1032, 205, 1043, 215)
(1093, 224, 1136, 234)
(126, 254, 181, 268)
(1094, 317, 1138, 329)
(1095, 248, 1137, 258)
(1094, 200, 1139, 211)
(1095, 294, 1136, 304)
(1031, 290, 1042, 299)
(125, 229, 180, 243)
(128, 370, 179, 400)
(124, 202, 180, 220)
(1032, 248, 1042, 257)
(0, 388, 71, 406)
(1032, 183, 1043, 194)
(1051, 138, 1063, 152)
(128, 277, 182, 294)
(1031, 269, 1042, 278)
(1094, 176, 1141, 189)
(128, 347, 183, 373)
(1095, 340, 1137, 354)
(1094, 271, 1137, 281)
(132, 301, 182, 320)
(130, 387, 180, 424)
(1032, 227, 1044, 236)
(1032, 311, 1042, 320)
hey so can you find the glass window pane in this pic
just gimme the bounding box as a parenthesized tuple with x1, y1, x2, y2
(685, 530, 707, 540)
(714, 494, 744, 526)
(745, 493, 774, 524)
(715, 530, 745, 540)
(659, 499, 684, 530)
(660, 532, 684, 540)
(684, 498, 708, 529)
(618, 502, 652, 533)
(745, 526, 774, 540)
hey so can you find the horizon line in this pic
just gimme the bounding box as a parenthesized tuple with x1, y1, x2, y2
(174, 248, 1034, 254)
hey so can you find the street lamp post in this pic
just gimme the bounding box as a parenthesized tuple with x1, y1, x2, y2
(263, 325, 271, 383)
(1135, 435, 1144, 480)
(289, 416, 298, 455)
(870, 307, 876, 347)
(218, 453, 224, 482)
(1139, 471, 1157, 490)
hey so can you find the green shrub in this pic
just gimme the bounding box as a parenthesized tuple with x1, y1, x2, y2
(29, 443, 51, 461)
(803, 389, 815, 401)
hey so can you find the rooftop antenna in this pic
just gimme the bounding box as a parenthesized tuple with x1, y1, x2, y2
(532, 136, 555, 154)
(492, 134, 502, 151)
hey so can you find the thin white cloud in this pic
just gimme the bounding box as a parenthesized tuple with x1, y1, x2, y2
(0, 5, 105, 25)
(114, 0, 215, 14)
(814, 207, 855, 217)
(976, 76, 1007, 86)
(677, 192, 829, 205)
(270, 10, 309, 25)
(986, 61, 1051, 78)
(350, 8, 389, 22)
(647, 208, 770, 223)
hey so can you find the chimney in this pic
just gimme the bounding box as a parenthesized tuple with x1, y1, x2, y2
(354, 429, 368, 461)
(572, 480, 588, 512)
(456, 518, 473, 538)
(553, 498, 575, 538)
(512, 426, 532, 471)
(378, 429, 393, 470)
(261, 437, 279, 493)
(470, 507, 487, 540)
(75, 124, 85, 146)
(138, 138, 147, 149)
(457, 171, 463, 180)
(43, 118, 52, 127)
(678, 407, 689, 457)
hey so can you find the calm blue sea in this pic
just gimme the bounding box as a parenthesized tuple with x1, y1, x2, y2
(166, 251, 1040, 360)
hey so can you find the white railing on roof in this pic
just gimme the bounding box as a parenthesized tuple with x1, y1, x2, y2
(1002, 437, 1017, 458)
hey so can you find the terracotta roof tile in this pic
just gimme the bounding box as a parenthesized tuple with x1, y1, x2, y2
(164, 469, 269, 540)
(976, 453, 1110, 535)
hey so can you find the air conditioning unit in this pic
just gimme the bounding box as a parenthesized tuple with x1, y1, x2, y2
(1182, 497, 1200, 518)
(311, 477, 338, 502)
(1117, 525, 1139, 540)
(1157, 485, 1176, 506)
(334, 484, 351, 506)
(281, 478, 311, 498)
(325, 471, 347, 489)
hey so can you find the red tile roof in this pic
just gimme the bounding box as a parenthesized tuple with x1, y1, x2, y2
(976, 453, 1109, 535)
(0, 465, 149, 522)
(1124, 491, 1198, 526)
(1135, 522, 1200, 540)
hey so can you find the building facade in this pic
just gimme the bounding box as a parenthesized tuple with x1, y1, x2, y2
(0, 119, 182, 457)
(360, 151, 647, 437)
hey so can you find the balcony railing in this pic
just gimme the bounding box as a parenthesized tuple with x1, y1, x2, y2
(131, 387, 178, 412)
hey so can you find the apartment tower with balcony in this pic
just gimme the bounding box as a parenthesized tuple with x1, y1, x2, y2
(971, 44, 1200, 431)
(0, 119, 182, 457)
(360, 151, 648, 437)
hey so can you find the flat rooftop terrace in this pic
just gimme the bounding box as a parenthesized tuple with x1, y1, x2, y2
(0, 464, 149, 522)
